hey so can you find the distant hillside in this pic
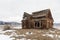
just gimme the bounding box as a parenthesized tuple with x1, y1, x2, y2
(0, 21, 21, 26)
(0, 21, 5, 25)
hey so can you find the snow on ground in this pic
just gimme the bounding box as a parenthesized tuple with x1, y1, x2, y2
(0, 30, 16, 34)
(5, 30, 16, 32)
(0, 30, 16, 40)
(0, 34, 12, 40)
(20, 38, 27, 40)
(0, 29, 60, 40)
(0, 25, 59, 40)
(13, 27, 22, 29)
(45, 34, 54, 38)
(26, 32, 33, 35)
(0, 29, 27, 40)
(53, 25, 60, 30)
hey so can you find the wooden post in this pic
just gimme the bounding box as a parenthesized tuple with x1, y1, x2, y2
(33, 21, 35, 29)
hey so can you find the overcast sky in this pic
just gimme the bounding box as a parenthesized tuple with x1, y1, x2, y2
(0, 0, 60, 23)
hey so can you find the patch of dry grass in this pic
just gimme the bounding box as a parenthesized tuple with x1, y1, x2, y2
(4, 32, 12, 35)
(3, 28, 60, 40)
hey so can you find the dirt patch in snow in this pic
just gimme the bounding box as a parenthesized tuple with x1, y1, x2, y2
(2, 28, 60, 40)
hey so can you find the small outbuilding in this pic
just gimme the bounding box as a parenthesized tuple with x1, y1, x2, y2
(22, 9, 54, 29)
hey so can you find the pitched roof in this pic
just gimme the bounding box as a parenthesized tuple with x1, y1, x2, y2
(32, 9, 51, 17)
(23, 9, 53, 20)
(32, 9, 50, 15)
(23, 12, 31, 18)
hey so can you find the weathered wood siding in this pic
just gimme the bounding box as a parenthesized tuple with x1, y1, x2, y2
(22, 9, 54, 29)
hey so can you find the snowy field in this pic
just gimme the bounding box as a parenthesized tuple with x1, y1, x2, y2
(0, 25, 60, 40)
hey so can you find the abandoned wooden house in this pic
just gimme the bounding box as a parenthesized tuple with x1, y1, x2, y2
(22, 9, 54, 29)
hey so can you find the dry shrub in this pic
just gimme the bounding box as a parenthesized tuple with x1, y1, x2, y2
(4, 32, 12, 35)
(3, 25, 11, 31)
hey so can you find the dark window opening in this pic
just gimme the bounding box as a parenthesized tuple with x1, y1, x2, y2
(35, 21, 39, 27)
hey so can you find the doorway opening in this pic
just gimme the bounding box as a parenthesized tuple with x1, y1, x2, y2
(35, 21, 40, 27)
